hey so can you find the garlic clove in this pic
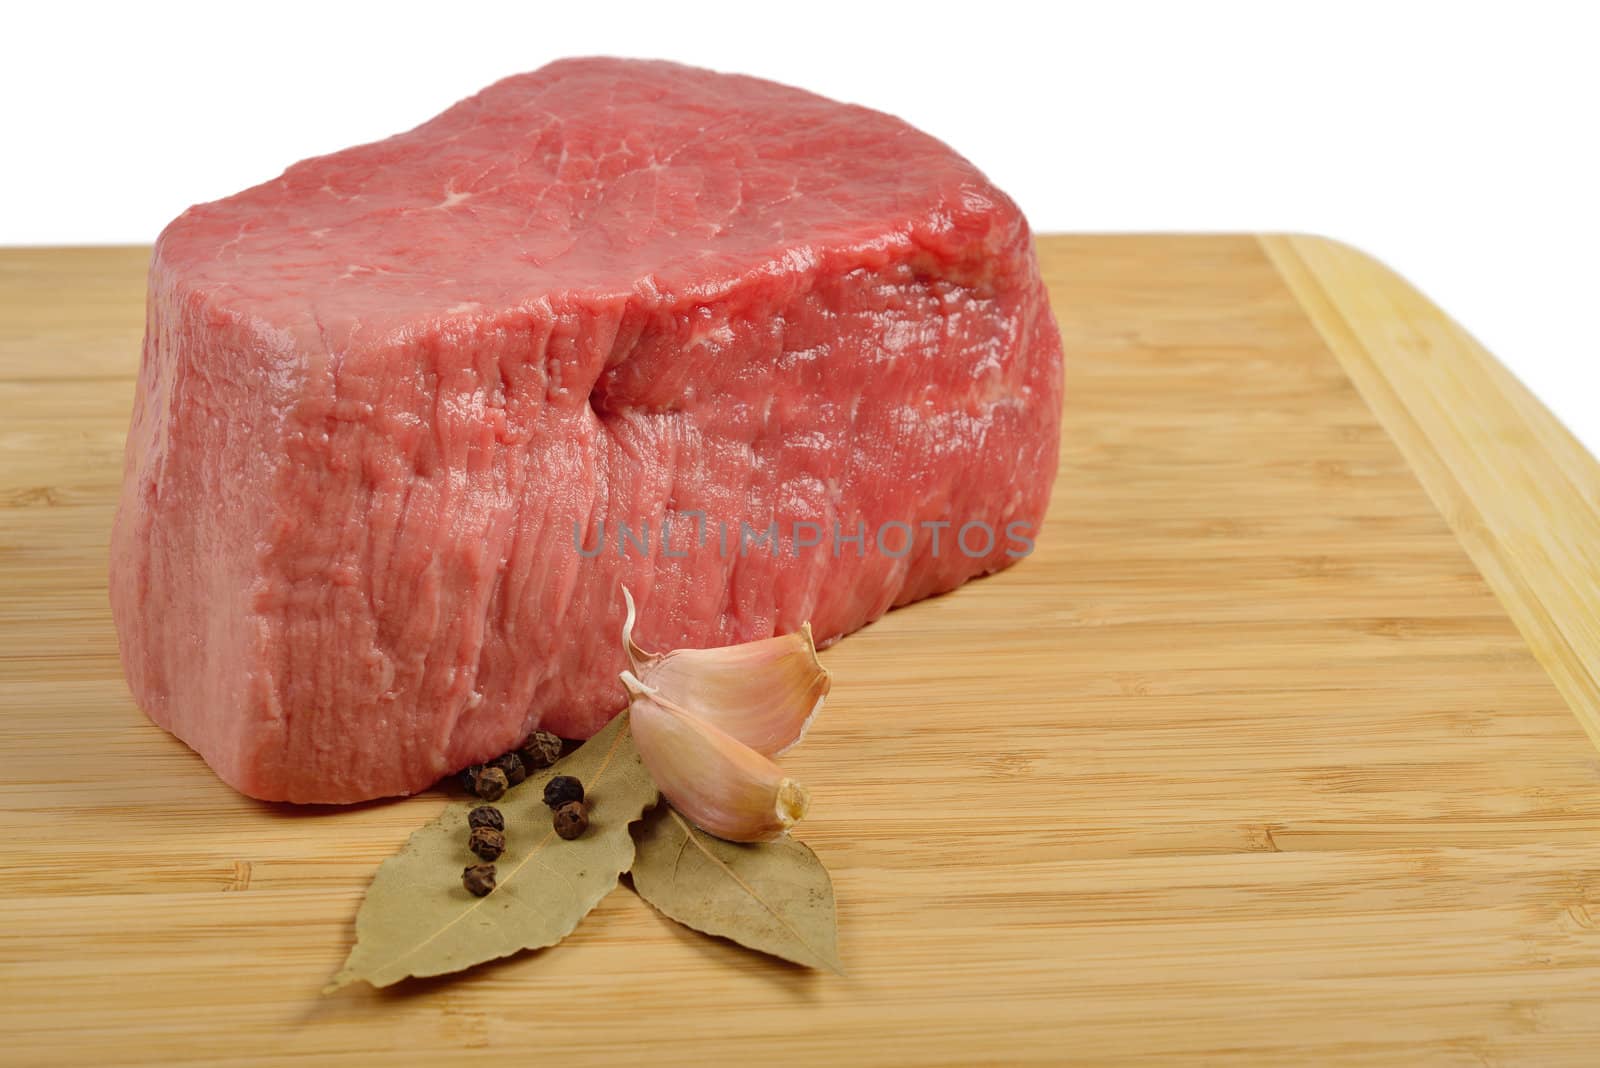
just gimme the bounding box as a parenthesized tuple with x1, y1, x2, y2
(622, 671, 810, 843)
(621, 587, 831, 756)
(620, 586, 658, 671)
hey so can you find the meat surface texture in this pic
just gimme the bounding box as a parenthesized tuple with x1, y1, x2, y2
(110, 58, 1064, 802)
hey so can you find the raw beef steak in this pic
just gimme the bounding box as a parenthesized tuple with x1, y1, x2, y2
(110, 58, 1064, 802)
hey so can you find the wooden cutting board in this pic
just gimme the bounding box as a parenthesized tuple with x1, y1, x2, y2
(2, 235, 1598, 1066)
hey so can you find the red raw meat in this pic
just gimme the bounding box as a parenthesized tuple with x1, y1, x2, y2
(110, 58, 1064, 802)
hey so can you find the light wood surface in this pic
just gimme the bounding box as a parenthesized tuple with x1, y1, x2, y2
(1262, 234, 1600, 755)
(3, 236, 1598, 1066)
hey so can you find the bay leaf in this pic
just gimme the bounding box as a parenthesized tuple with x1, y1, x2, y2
(326, 711, 658, 991)
(630, 803, 843, 973)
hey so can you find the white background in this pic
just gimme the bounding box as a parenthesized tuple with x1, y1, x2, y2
(4, 0, 1595, 451)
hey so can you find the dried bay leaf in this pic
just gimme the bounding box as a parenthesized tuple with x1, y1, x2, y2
(326, 711, 658, 991)
(630, 803, 843, 973)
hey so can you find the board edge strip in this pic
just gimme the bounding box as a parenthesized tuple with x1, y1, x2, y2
(1259, 232, 1600, 757)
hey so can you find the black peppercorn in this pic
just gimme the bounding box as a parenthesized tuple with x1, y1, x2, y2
(553, 800, 589, 840)
(462, 863, 497, 897)
(544, 775, 584, 809)
(469, 826, 505, 861)
(467, 805, 503, 832)
(518, 729, 564, 771)
(491, 751, 527, 787)
(458, 764, 485, 793)
(474, 765, 509, 801)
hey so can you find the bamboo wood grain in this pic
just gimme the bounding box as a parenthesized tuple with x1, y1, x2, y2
(1261, 234, 1600, 756)
(1, 236, 1598, 1066)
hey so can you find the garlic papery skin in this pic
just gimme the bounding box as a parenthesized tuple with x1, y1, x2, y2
(621, 670, 811, 843)
(621, 587, 831, 756)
